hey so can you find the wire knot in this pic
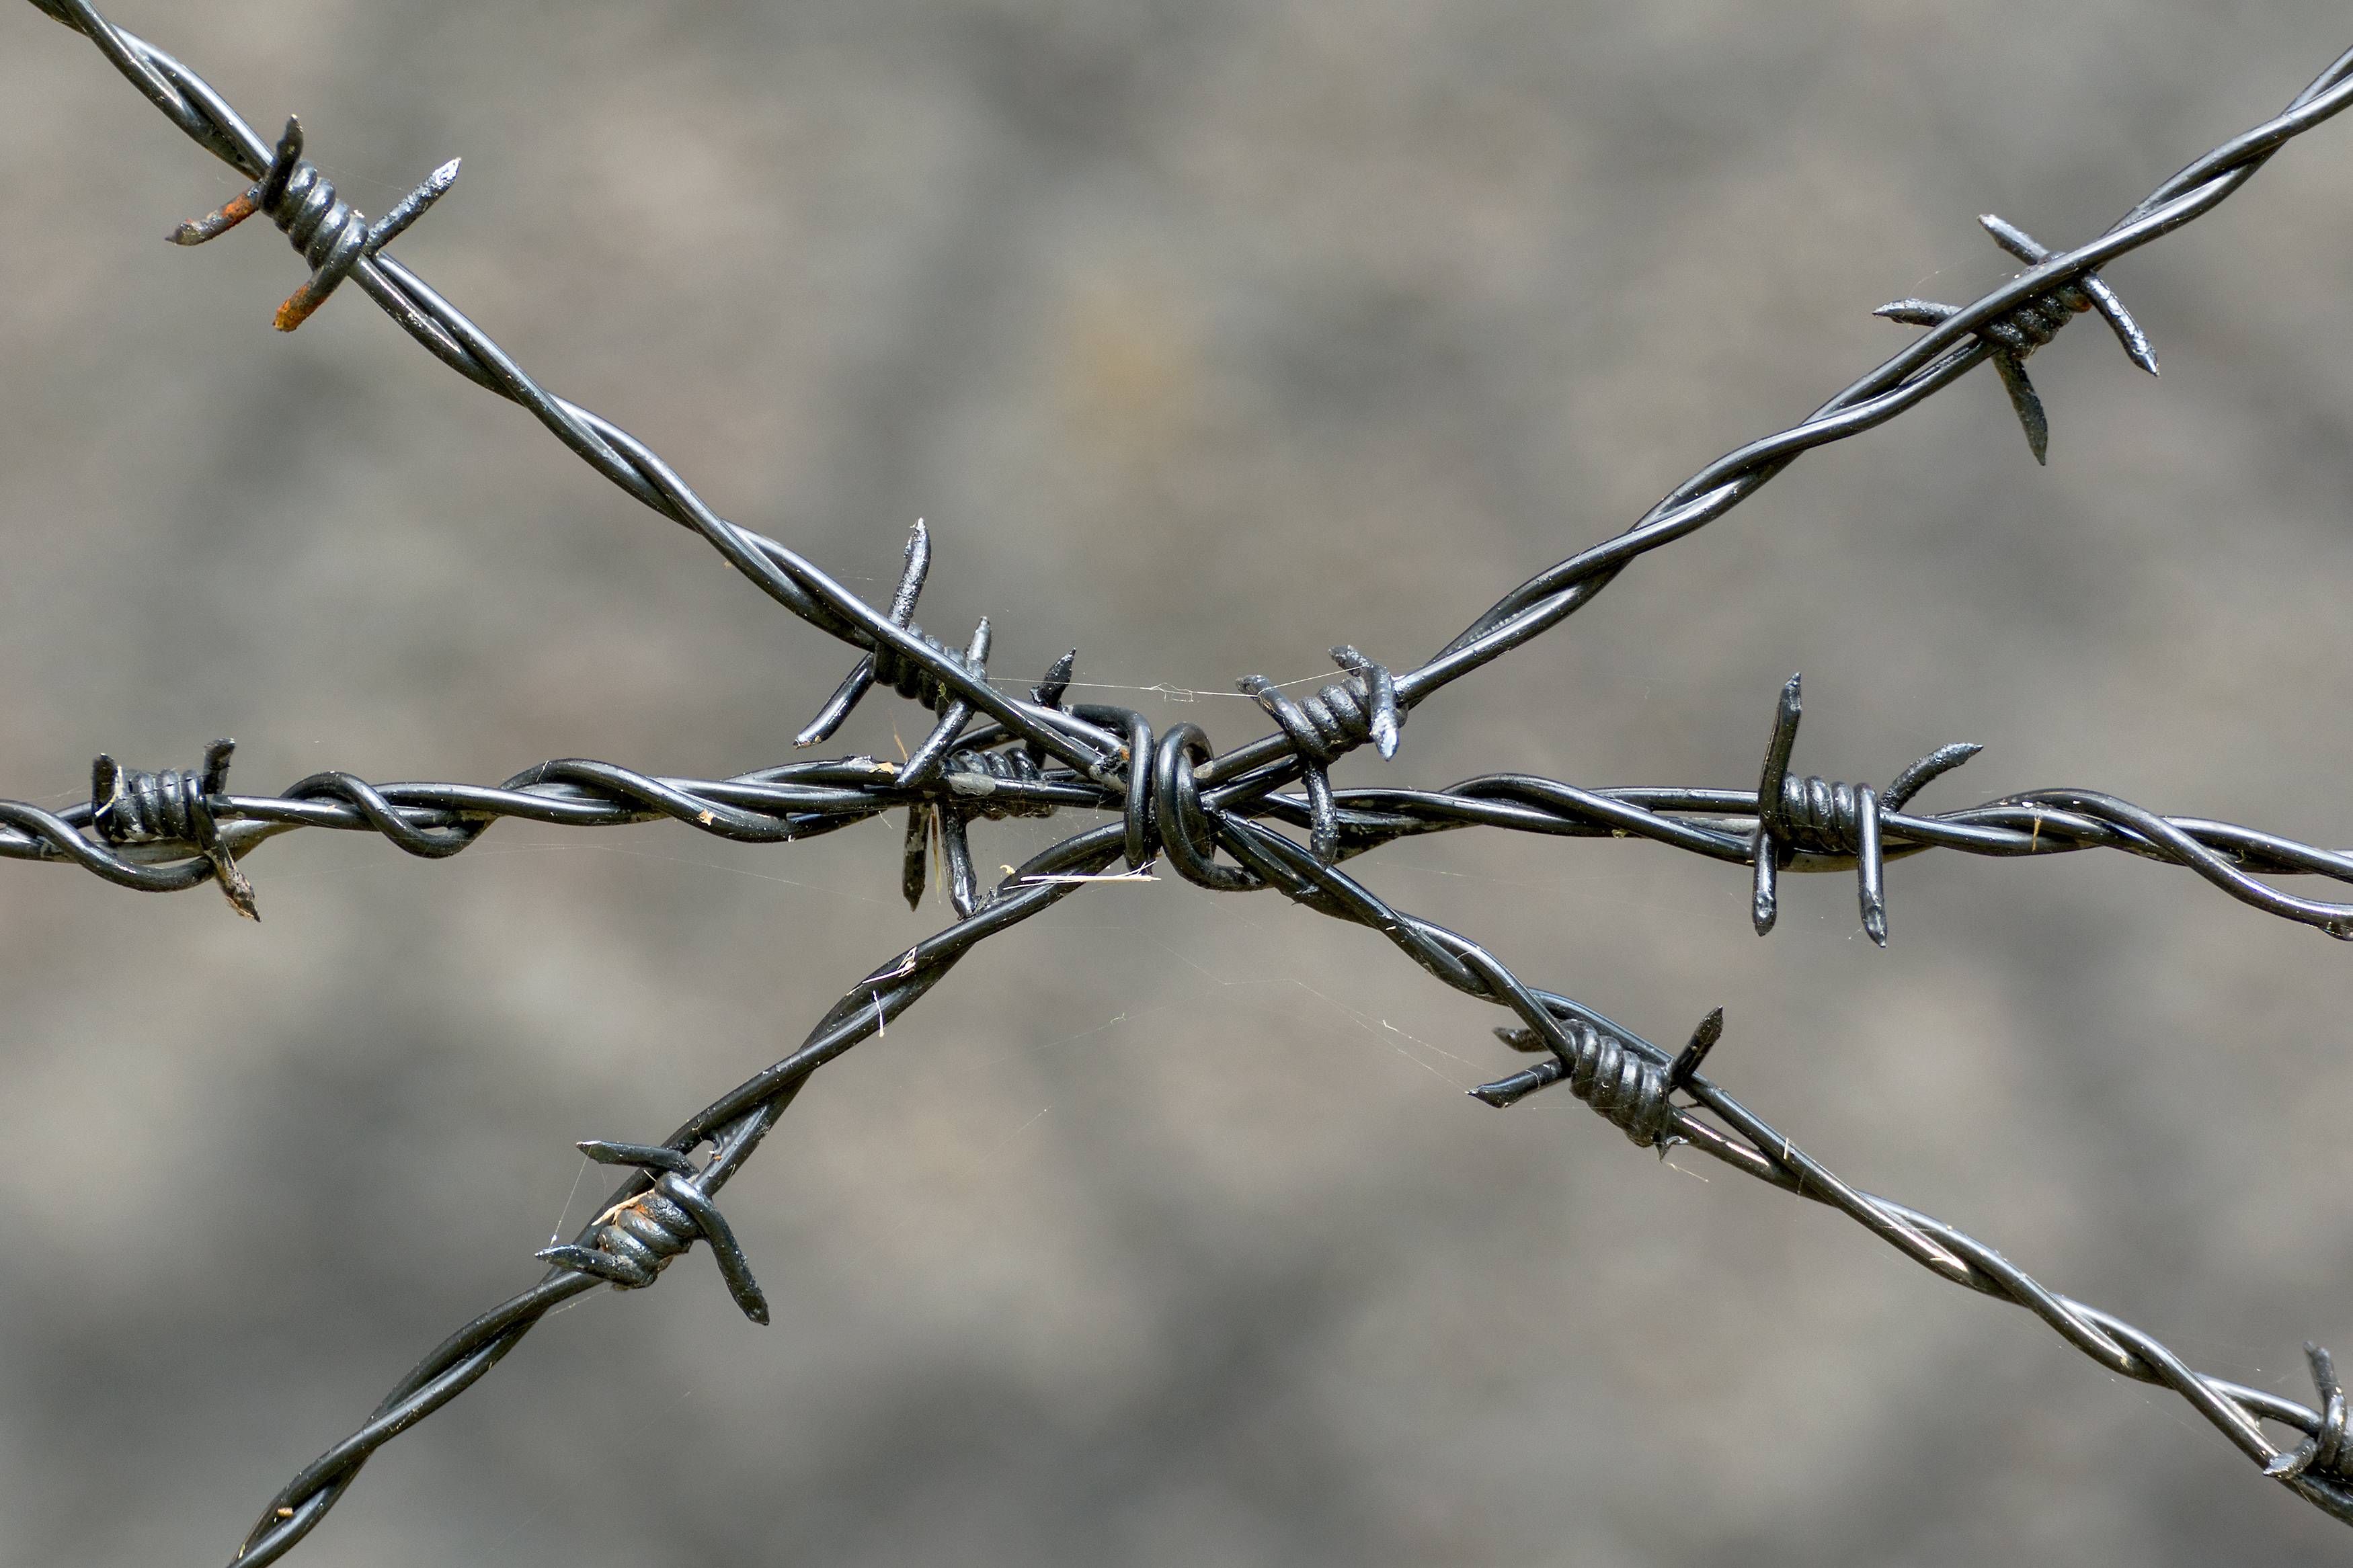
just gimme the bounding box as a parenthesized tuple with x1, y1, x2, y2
(1470, 1018, 1679, 1147)
(90, 739, 257, 919)
(170, 116, 460, 331)
(1773, 773, 1873, 856)
(795, 522, 1014, 787)
(1238, 647, 1401, 864)
(873, 624, 985, 715)
(1749, 675, 1981, 948)
(1238, 647, 1400, 766)
(905, 746, 1062, 915)
(536, 1141, 769, 1325)
(2267, 1344, 2352, 1482)
(1874, 214, 2157, 465)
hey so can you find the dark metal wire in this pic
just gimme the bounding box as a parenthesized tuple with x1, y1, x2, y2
(17, 1, 2353, 1559)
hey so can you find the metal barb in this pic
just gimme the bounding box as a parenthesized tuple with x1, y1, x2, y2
(900, 617, 992, 786)
(1468, 1016, 1677, 1147)
(1883, 741, 1984, 814)
(366, 157, 461, 253)
(1990, 349, 2050, 465)
(539, 1139, 768, 1325)
(939, 805, 980, 916)
(1745, 683, 1981, 946)
(89, 739, 256, 919)
(1027, 649, 1078, 767)
(1751, 674, 1802, 935)
(901, 800, 933, 910)
(2267, 1344, 2350, 1480)
(1979, 213, 2160, 376)
(1330, 645, 1401, 759)
(168, 185, 258, 245)
(1666, 1007, 1725, 1091)
(579, 1139, 694, 1175)
(177, 115, 463, 332)
(1032, 649, 1077, 712)
(1872, 213, 2159, 464)
(1856, 782, 1886, 945)
(1239, 673, 1341, 862)
(797, 522, 932, 747)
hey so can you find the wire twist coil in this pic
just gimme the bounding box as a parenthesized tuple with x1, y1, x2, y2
(169, 115, 458, 331)
(940, 747, 1059, 821)
(1472, 1019, 1679, 1147)
(535, 1141, 770, 1325)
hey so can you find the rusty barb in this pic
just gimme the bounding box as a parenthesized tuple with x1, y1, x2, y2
(16, 1, 2353, 1561)
(171, 115, 461, 330)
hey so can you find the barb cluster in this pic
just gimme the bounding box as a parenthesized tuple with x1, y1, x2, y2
(1875, 212, 2161, 463)
(169, 114, 460, 330)
(15, 1, 2353, 1561)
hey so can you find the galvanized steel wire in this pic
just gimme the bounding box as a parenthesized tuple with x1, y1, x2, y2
(15, 1, 2353, 1559)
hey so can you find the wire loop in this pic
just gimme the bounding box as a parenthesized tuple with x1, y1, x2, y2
(1152, 724, 1260, 891)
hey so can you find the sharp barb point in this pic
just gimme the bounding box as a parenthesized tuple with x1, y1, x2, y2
(1755, 675, 1802, 845)
(902, 802, 932, 910)
(1991, 351, 2049, 464)
(2080, 274, 2161, 376)
(1875, 299, 1958, 325)
(1033, 649, 1077, 710)
(1979, 212, 2052, 265)
(1668, 1007, 1725, 1090)
(1856, 782, 1887, 947)
(1884, 741, 1983, 814)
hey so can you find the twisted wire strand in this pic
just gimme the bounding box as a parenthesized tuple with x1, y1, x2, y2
(7, 718, 2352, 934)
(15, 3, 2353, 1560)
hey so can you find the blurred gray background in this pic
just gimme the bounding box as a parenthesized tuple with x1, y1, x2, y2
(5, 1, 2352, 1563)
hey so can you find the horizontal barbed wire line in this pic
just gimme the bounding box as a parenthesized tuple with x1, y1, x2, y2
(15, 0, 2353, 1560)
(9, 723, 2353, 939)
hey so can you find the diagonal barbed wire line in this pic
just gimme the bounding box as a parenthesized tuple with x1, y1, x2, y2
(26, 1, 2353, 794)
(1200, 817, 2353, 1523)
(15, 1, 2353, 1559)
(221, 821, 1130, 1567)
(1387, 45, 2353, 709)
(24, 0, 1120, 785)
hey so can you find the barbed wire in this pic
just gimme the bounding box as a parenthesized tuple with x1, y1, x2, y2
(15, 1, 2353, 1560)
